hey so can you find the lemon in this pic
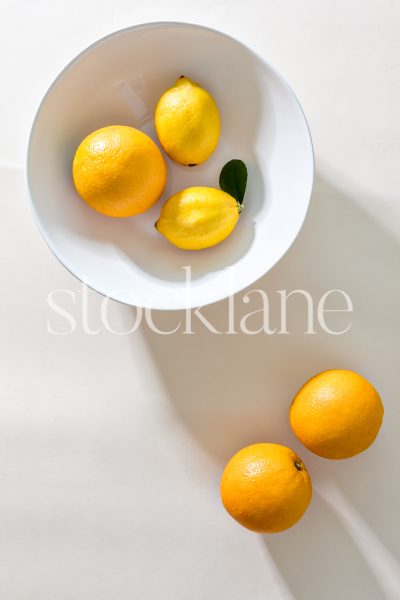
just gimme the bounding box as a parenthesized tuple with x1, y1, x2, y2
(155, 76, 220, 166)
(221, 443, 312, 533)
(155, 187, 240, 250)
(290, 369, 384, 459)
(72, 125, 166, 217)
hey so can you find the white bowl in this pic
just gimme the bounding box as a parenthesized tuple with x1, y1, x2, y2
(27, 22, 314, 310)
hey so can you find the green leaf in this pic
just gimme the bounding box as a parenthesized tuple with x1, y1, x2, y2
(219, 159, 248, 204)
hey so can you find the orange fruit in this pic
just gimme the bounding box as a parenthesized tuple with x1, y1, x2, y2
(72, 125, 166, 217)
(220, 443, 312, 533)
(290, 369, 384, 459)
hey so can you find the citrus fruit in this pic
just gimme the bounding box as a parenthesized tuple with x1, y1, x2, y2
(220, 443, 312, 533)
(290, 369, 384, 459)
(72, 125, 166, 217)
(155, 76, 220, 166)
(155, 187, 240, 250)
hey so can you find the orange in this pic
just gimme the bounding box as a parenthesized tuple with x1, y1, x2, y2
(220, 443, 312, 533)
(72, 125, 166, 217)
(290, 369, 384, 459)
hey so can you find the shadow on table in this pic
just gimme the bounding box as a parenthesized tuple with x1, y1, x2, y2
(261, 479, 400, 600)
(139, 173, 400, 599)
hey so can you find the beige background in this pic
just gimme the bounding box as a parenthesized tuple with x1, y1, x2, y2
(1, 1, 400, 598)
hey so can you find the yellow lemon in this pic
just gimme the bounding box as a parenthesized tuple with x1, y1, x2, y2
(220, 443, 312, 533)
(155, 76, 220, 166)
(72, 125, 166, 217)
(155, 187, 240, 250)
(290, 369, 384, 459)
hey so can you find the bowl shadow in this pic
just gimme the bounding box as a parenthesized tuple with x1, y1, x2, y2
(138, 172, 400, 597)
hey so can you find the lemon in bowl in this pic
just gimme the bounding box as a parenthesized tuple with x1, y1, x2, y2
(155, 76, 220, 166)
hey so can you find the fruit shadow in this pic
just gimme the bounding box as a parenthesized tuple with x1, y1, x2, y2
(261, 480, 400, 600)
(68, 156, 264, 283)
(108, 154, 265, 283)
(138, 173, 400, 597)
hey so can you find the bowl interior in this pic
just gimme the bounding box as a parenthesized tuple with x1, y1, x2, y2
(27, 23, 313, 309)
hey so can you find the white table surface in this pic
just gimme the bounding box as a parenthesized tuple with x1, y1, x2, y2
(1, 1, 400, 598)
